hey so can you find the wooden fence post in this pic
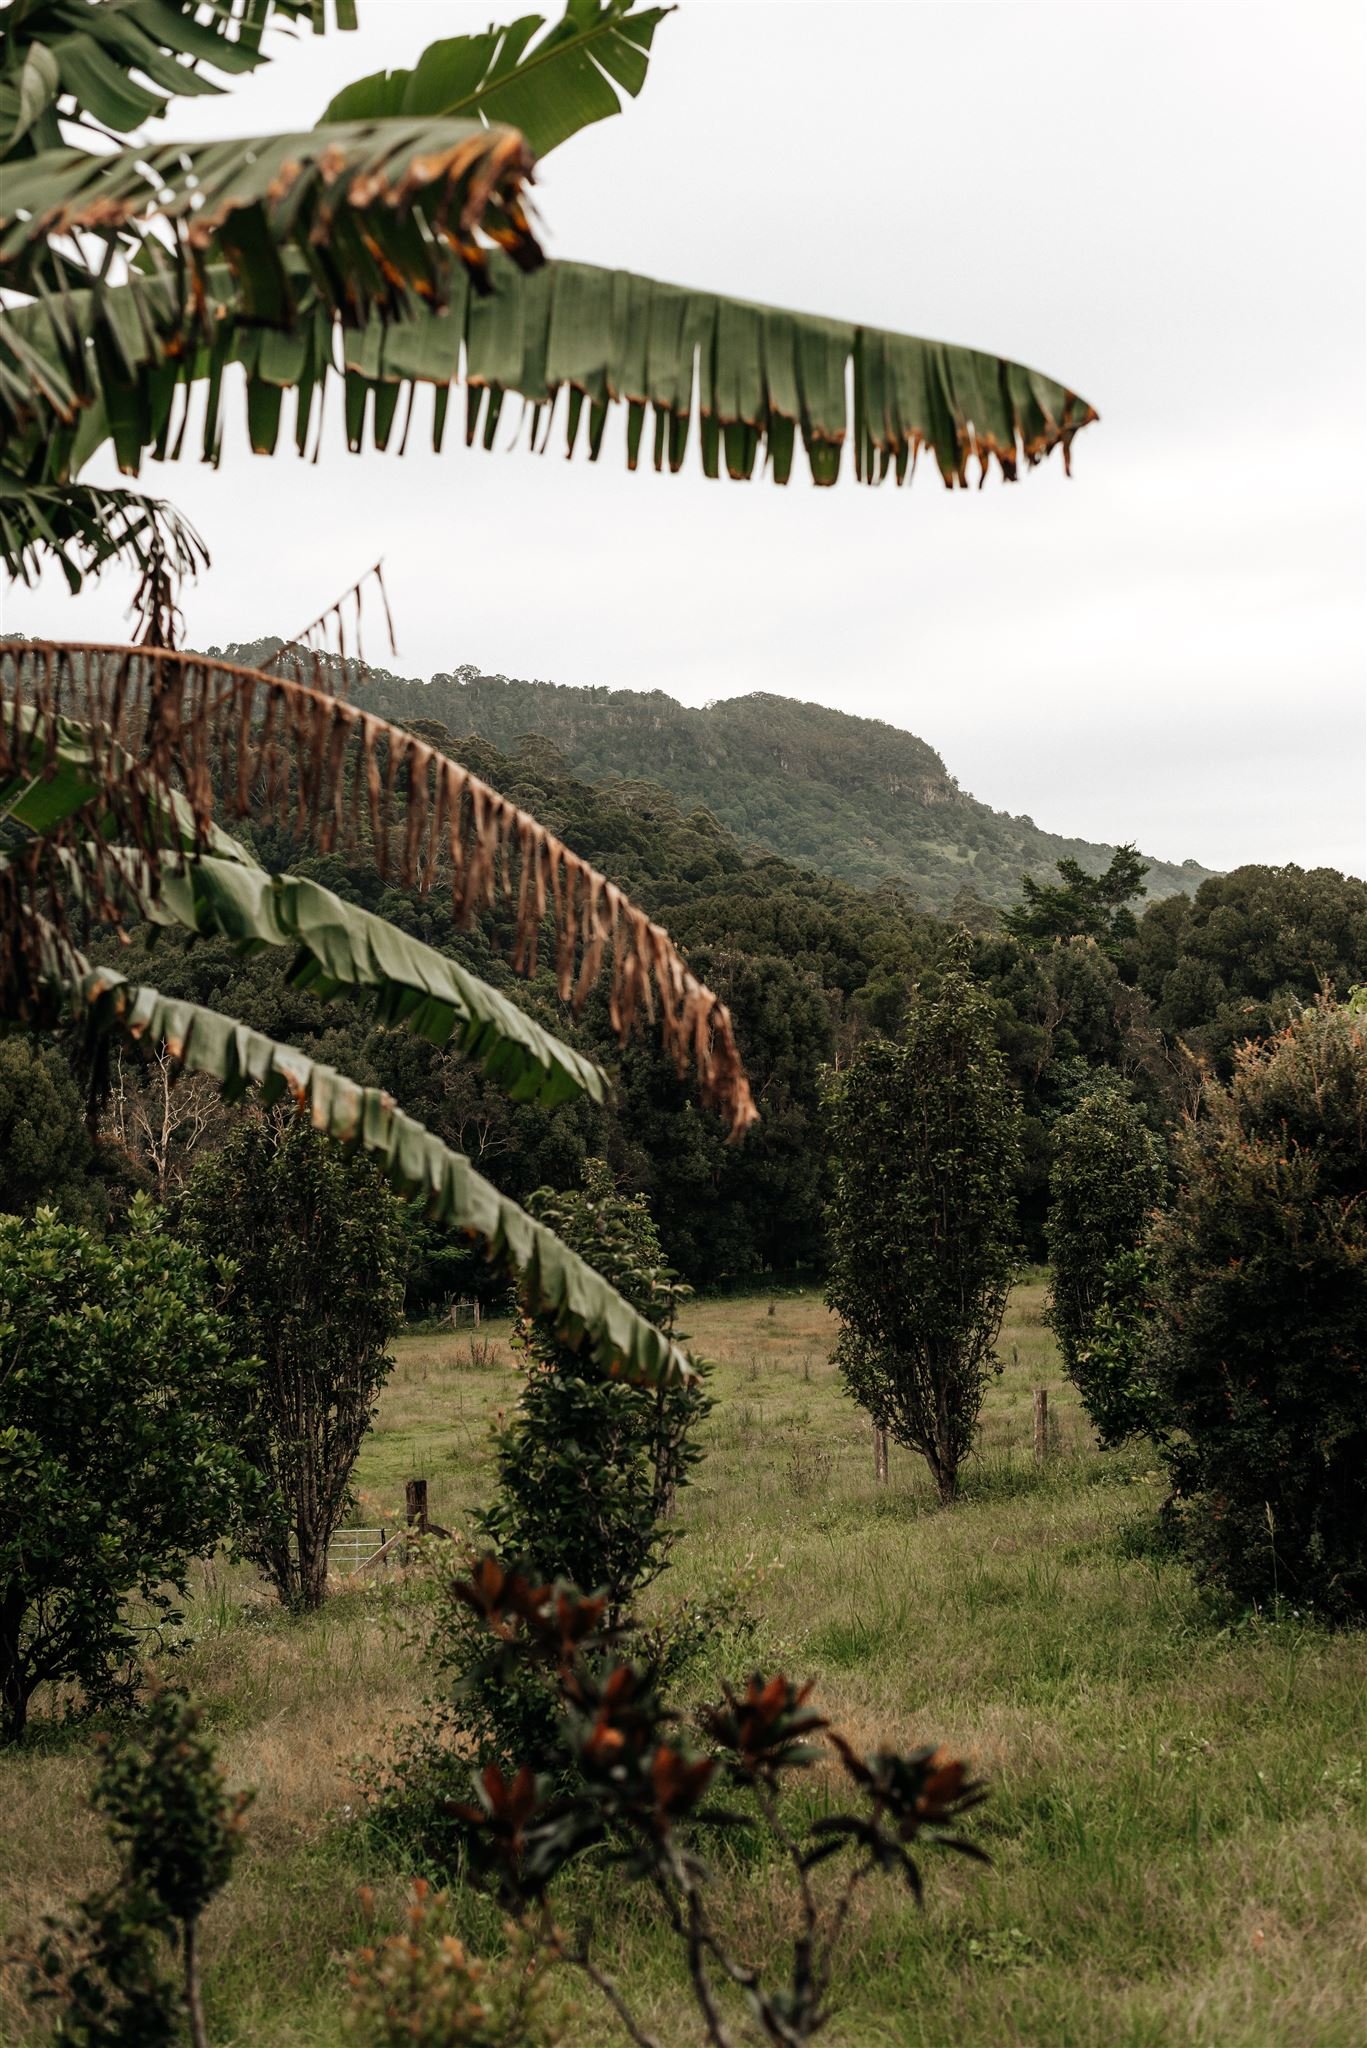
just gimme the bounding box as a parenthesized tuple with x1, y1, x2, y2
(1033, 1388, 1048, 1466)
(874, 1423, 889, 1484)
(405, 1477, 429, 1535)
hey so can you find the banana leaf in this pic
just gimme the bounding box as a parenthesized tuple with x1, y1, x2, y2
(2, 253, 1096, 493)
(323, 0, 671, 158)
(0, 472, 208, 591)
(1, 1, 358, 162)
(68, 961, 694, 1390)
(91, 846, 610, 1109)
(0, 117, 542, 315)
(0, 648, 755, 1134)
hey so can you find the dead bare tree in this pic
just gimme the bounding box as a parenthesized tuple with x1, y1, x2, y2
(102, 1049, 224, 1198)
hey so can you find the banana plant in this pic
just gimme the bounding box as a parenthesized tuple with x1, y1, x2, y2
(0, 0, 1100, 1382)
(0, 634, 753, 1385)
(0, 0, 1097, 579)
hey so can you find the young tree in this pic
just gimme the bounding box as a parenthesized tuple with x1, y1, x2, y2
(824, 965, 1022, 1504)
(178, 1116, 407, 1612)
(1047, 1086, 1167, 1444)
(1003, 847, 1149, 953)
(1150, 997, 1367, 1618)
(482, 1160, 710, 1623)
(0, 1202, 247, 1744)
(381, 1163, 712, 1805)
(433, 1563, 988, 2048)
(29, 1688, 249, 2048)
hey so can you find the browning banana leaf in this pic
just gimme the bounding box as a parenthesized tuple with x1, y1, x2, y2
(0, 117, 543, 315)
(322, 0, 672, 158)
(66, 962, 695, 1391)
(0, 647, 754, 1133)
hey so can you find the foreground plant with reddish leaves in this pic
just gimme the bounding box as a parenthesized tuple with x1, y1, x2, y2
(432, 1560, 989, 2048)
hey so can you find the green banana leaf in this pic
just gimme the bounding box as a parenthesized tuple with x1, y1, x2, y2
(68, 962, 693, 1390)
(93, 847, 609, 1109)
(0, 701, 607, 1109)
(1, 1, 357, 161)
(2, 253, 1096, 495)
(322, 0, 672, 158)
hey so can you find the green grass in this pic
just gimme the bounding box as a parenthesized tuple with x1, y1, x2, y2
(3, 1283, 1365, 2046)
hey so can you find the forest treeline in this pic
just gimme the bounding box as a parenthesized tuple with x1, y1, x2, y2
(7, 709, 1363, 1300)
(220, 640, 1219, 912)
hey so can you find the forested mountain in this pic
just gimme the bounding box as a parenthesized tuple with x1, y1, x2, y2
(221, 641, 1218, 913)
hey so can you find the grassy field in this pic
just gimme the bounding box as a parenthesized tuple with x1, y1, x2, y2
(3, 1283, 1365, 2046)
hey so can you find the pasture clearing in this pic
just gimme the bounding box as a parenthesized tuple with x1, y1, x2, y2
(2, 1283, 1363, 2046)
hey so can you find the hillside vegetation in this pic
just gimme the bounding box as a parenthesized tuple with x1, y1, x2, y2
(222, 642, 1217, 913)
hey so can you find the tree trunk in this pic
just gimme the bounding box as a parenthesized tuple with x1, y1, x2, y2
(184, 1917, 209, 2048)
(0, 1607, 29, 1745)
(924, 1445, 958, 1506)
(296, 1523, 329, 1610)
(873, 1423, 889, 1484)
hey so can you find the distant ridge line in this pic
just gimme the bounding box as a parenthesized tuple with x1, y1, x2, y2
(216, 638, 1218, 914)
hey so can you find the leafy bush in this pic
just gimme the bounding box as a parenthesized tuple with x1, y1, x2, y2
(1151, 998, 1367, 1616)
(368, 1164, 711, 1858)
(346, 1883, 563, 2048)
(1047, 1087, 1167, 1443)
(0, 1200, 248, 1744)
(1073, 1247, 1166, 1447)
(482, 1161, 710, 1623)
(28, 1688, 248, 2045)
(179, 1114, 407, 1611)
(824, 961, 1022, 1502)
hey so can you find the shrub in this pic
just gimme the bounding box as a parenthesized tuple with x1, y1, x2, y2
(346, 1883, 563, 2048)
(1047, 1087, 1167, 1443)
(28, 1688, 248, 2045)
(370, 1165, 710, 1854)
(1151, 998, 1367, 1616)
(0, 1201, 248, 1744)
(179, 1114, 407, 1611)
(1073, 1247, 1166, 1447)
(481, 1160, 710, 1624)
(824, 961, 1022, 1503)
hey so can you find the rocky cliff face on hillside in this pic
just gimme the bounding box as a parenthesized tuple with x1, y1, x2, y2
(222, 641, 1217, 913)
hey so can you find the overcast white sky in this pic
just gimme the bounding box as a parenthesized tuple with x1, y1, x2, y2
(6, 0, 1365, 876)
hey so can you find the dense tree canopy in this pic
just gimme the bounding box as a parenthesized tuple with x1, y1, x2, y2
(178, 1117, 408, 1611)
(825, 963, 1022, 1504)
(1151, 998, 1367, 1617)
(0, 1036, 101, 1225)
(0, 1200, 248, 1742)
(1129, 864, 1367, 1071)
(10, 692, 1363, 1296)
